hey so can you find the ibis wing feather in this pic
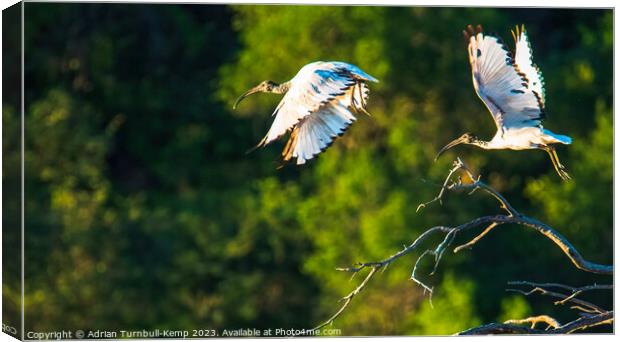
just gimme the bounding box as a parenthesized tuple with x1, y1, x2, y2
(327, 61, 379, 83)
(291, 103, 356, 164)
(466, 30, 544, 131)
(513, 25, 546, 106)
(352, 82, 370, 110)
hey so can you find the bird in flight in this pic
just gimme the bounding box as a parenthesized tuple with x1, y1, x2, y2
(436, 25, 572, 180)
(233, 61, 378, 165)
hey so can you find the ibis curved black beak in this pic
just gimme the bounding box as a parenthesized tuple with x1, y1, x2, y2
(435, 136, 466, 162)
(233, 86, 262, 110)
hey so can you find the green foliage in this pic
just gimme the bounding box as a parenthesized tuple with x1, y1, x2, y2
(4, 3, 611, 335)
(407, 273, 481, 335)
(498, 296, 531, 323)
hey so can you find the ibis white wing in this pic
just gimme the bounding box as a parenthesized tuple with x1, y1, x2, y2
(284, 94, 359, 164)
(512, 25, 546, 106)
(466, 29, 545, 131)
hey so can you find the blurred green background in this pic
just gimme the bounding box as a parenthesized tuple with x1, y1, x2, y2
(3, 3, 612, 335)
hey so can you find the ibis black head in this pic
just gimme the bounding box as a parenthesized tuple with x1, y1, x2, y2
(435, 132, 476, 161)
(233, 80, 279, 110)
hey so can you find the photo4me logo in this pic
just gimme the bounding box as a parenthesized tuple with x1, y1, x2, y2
(220, 327, 342, 337)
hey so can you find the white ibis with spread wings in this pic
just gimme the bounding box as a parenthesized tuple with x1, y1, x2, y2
(234, 61, 378, 165)
(436, 25, 572, 180)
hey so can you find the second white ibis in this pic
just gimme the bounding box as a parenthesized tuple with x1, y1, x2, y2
(436, 25, 572, 180)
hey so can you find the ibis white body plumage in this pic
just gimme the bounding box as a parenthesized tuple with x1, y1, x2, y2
(234, 61, 378, 165)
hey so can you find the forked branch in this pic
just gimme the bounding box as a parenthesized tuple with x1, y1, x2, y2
(506, 281, 612, 314)
(314, 158, 612, 333)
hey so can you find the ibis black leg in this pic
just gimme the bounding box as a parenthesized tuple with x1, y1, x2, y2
(545, 146, 571, 181)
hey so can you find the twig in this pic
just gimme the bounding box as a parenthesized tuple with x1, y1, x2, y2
(335, 225, 454, 274)
(453, 222, 497, 253)
(313, 267, 377, 330)
(417, 158, 518, 216)
(411, 250, 435, 300)
(416, 160, 463, 212)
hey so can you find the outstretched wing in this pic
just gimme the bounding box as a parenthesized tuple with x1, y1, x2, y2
(512, 25, 546, 106)
(465, 25, 545, 131)
(282, 89, 360, 164)
(260, 61, 377, 164)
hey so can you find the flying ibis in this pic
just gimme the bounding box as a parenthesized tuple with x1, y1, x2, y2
(233, 61, 378, 165)
(436, 25, 572, 180)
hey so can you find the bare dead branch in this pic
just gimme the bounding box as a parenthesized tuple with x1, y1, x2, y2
(513, 216, 613, 275)
(457, 311, 613, 335)
(313, 267, 377, 330)
(508, 281, 613, 294)
(313, 225, 458, 330)
(507, 281, 611, 314)
(412, 249, 435, 296)
(554, 310, 614, 334)
(570, 305, 601, 314)
(417, 158, 518, 216)
(313, 159, 613, 332)
(504, 315, 560, 329)
(457, 323, 542, 335)
(453, 222, 497, 253)
(509, 289, 603, 315)
(416, 160, 463, 212)
(420, 159, 613, 275)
